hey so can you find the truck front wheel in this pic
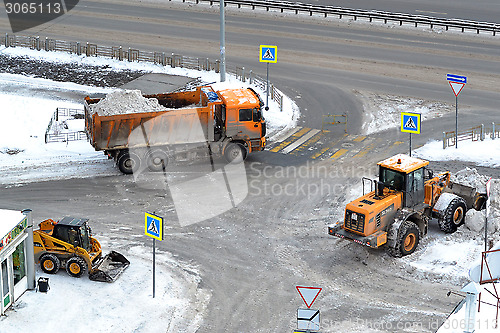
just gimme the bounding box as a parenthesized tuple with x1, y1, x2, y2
(224, 143, 246, 163)
(117, 152, 141, 174)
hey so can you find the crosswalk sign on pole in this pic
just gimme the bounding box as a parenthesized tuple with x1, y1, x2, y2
(259, 45, 277, 63)
(145, 212, 163, 241)
(401, 112, 421, 134)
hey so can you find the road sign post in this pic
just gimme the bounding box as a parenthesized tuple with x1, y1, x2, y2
(295, 286, 322, 332)
(447, 74, 467, 149)
(220, 0, 226, 82)
(485, 178, 492, 251)
(401, 112, 421, 156)
(259, 45, 277, 111)
(145, 212, 164, 298)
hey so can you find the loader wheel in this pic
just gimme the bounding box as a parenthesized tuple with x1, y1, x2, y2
(66, 257, 87, 278)
(40, 254, 60, 274)
(438, 197, 467, 233)
(224, 143, 246, 163)
(386, 220, 420, 258)
(117, 152, 141, 175)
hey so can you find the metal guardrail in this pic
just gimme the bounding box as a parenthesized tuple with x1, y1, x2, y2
(45, 108, 86, 143)
(178, 0, 500, 36)
(321, 114, 347, 133)
(442, 122, 499, 149)
(1, 33, 284, 112)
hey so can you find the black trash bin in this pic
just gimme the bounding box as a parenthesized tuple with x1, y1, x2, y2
(37, 277, 50, 293)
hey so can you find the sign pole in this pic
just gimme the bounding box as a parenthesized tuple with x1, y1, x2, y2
(266, 62, 270, 110)
(145, 212, 163, 299)
(220, 0, 226, 82)
(259, 45, 277, 111)
(409, 133, 412, 157)
(153, 237, 156, 298)
(455, 95, 458, 149)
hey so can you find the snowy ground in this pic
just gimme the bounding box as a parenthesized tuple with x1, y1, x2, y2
(353, 90, 456, 135)
(415, 138, 500, 168)
(0, 47, 299, 185)
(0, 234, 210, 333)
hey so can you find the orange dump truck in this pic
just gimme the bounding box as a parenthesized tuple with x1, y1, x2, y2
(84, 86, 266, 174)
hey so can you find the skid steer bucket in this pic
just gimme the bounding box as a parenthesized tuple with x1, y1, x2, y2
(89, 251, 130, 282)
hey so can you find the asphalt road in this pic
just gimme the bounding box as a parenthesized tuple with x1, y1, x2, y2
(287, 0, 500, 23)
(1, 1, 500, 332)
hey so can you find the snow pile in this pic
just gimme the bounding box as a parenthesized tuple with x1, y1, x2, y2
(451, 167, 489, 193)
(487, 179, 500, 234)
(91, 90, 164, 116)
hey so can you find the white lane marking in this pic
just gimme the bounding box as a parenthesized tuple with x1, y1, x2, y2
(281, 129, 321, 154)
(415, 10, 448, 15)
(273, 126, 302, 143)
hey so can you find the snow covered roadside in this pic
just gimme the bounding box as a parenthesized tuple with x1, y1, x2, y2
(414, 138, 500, 168)
(0, 46, 299, 137)
(0, 47, 299, 185)
(0, 235, 210, 333)
(353, 91, 456, 135)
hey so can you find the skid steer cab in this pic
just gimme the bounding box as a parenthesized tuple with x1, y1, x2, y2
(329, 154, 487, 257)
(33, 217, 130, 282)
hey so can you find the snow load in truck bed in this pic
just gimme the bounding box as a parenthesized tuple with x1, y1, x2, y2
(89, 90, 165, 116)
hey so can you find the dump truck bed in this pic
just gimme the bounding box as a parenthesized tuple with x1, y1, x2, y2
(85, 87, 222, 151)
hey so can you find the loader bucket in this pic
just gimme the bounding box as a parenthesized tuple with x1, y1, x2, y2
(89, 251, 130, 282)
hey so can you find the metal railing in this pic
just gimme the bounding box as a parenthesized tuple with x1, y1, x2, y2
(45, 108, 86, 143)
(442, 122, 499, 149)
(321, 114, 348, 132)
(1, 33, 284, 111)
(179, 0, 500, 36)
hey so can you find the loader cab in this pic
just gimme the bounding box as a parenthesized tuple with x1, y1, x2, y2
(378, 154, 429, 208)
(52, 217, 91, 251)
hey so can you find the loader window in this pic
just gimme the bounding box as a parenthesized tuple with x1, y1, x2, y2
(380, 167, 405, 191)
(80, 225, 90, 251)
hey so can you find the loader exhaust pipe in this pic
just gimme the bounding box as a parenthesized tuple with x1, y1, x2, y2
(375, 181, 385, 199)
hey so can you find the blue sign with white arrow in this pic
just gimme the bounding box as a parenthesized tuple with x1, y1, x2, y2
(447, 74, 467, 84)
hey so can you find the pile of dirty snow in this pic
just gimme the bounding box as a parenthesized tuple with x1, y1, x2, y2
(91, 90, 164, 116)
(451, 167, 489, 193)
(453, 168, 500, 236)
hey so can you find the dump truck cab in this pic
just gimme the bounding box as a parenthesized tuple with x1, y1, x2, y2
(217, 88, 267, 155)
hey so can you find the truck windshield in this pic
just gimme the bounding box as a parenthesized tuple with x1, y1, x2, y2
(380, 167, 405, 191)
(80, 224, 90, 251)
(253, 107, 263, 122)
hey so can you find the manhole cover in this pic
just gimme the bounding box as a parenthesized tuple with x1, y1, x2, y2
(341, 143, 354, 148)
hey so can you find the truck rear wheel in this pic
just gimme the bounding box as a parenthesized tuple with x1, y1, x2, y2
(117, 152, 141, 174)
(40, 254, 60, 274)
(146, 149, 168, 172)
(386, 220, 420, 258)
(66, 257, 87, 278)
(224, 143, 246, 163)
(438, 197, 467, 233)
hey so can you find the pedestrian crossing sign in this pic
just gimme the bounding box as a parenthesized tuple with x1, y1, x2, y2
(401, 112, 421, 134)
(145, 212, 163, 240)
(259, 45, 277, 63)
